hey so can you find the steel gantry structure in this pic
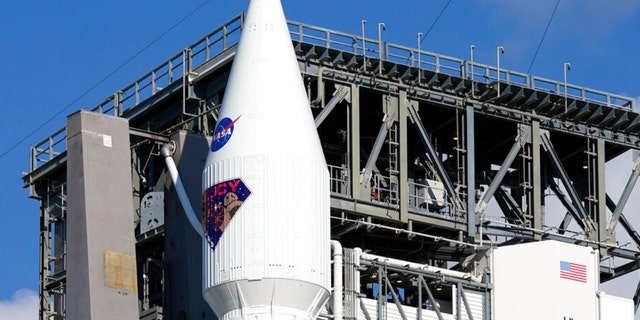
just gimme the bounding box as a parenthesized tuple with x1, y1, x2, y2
(23, 12, 640, 320)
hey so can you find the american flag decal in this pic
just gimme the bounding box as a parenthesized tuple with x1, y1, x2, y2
(560, 261, 587, 283)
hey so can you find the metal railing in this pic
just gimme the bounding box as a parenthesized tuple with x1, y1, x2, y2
(29, 13, 245, 171)
(328, 164, 350, 196)
(30, 12, 636, 172)
(288, 19, 635, 110)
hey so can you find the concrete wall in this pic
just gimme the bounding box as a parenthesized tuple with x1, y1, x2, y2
(66, 111, 139, 319)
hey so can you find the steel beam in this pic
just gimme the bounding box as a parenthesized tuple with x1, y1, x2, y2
(549, 179, 588, 232)
(605, 195, 640, 248)
(541, 132, 595, 233)
(349, 85, 363, 200)
(419, 276, 445, 320)
(529, 122, 543, 235)
(360, 118, 390, 185)
(476, 129, 528, 216)
(407, 104, 462, 211)
(586, 138, 607, 243)
(635, 280, 640, 313)
(607, 158, 640, 235)
(465, 105, 477, 238)
(495, 186, 526, 225)
(384, 277, 408, 320)
(398, 93, 410, 222)
(458, 285, 476, 320)
(315, 85, 350, 128)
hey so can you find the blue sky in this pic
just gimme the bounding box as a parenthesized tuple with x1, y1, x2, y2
(0, 0, 639, 318)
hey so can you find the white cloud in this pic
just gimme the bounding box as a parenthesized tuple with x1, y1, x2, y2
(0, 289, 38, 320)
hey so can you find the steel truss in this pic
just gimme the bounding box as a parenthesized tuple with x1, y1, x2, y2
(23, 12, 640, 319)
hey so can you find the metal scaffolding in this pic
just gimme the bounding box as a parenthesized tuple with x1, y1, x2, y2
(23, 11, 640, 319)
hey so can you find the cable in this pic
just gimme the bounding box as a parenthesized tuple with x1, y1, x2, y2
(526, 0, 561, 73)
(421, 0, 453, 43)
(0, 0, 210, 160)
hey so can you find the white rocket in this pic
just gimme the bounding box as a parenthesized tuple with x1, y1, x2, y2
(201, 0, 331, 319)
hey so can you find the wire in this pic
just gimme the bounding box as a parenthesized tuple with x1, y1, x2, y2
(526, 0, 561, 73)
(421, 0, 453, 43)
(0, 0, 210, 160)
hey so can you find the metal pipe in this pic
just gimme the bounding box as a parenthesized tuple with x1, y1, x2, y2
(331, 240, 343, 320)
(469, 45, 476, 96)
(378, 23, 386, 75)
(564, 62, 571, 113)
(361, 19, 367, 72)
(496, 46, 505, 98)
(417, 32, 423, 84)
(358, 250, 482, 283)
(161, 142, 205, 238)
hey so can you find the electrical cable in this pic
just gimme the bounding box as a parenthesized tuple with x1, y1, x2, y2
(421, 0, 453, 43)
(0, 0, 210, 160)
(526, 0, 561, 73)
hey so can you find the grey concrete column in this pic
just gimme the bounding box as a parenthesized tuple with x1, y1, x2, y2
(66, 111, 138, 320)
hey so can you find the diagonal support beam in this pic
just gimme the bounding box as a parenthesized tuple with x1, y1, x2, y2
(384, 277, 408, 320)
(407, 104, 463, 210)
(419, 276, 445, 320)
(495, 186, 526, 225)
(549, 179, 588, 232)
(475, 129, 528, 216)
(607, 158, 640, 234)
(315, 85, 351, 128)
(541, 132, 595, 233)
(558, 211, 573, 235)
(360, 118, 391, 184)
(635, 280, 640, 313)
(606, 195, 640, 248)
(458, 284, 476, 320)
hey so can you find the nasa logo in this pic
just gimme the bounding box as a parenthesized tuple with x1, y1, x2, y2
(211, 115, 241, 152)
(202, 178, 251, 250)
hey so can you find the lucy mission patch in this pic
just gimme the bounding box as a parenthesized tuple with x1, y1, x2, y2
(202, 179, 251, 250)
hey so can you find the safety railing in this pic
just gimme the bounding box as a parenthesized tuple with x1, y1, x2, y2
(29, 13, 245, 171)
(30, 13, 636, 172)
(288, 19, 634, 110)
(370, 174, 399, 206)
(328, 164, 350, 197)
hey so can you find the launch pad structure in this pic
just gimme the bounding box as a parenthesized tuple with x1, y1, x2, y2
(23, 11, 640, 319)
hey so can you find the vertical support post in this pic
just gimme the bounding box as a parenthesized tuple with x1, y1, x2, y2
(350, 84, 362, 201)
(523, 122, 542, 236)
(398, 92, 410, 222)
(531, 121, 542, 234)
(377, 266, 383, 320)
(465, 104, 477, 239)
(588, 138, 608, 243)
(417, 276, 423, 320)
(113, 91, 123, 117)
(38, 194, 51, 320)
(456, 283, 462, 320)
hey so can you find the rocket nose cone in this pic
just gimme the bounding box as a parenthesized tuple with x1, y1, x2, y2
(207, 0, 325, 164)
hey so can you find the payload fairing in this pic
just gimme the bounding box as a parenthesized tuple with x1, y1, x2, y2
(201, 0, 331, 319)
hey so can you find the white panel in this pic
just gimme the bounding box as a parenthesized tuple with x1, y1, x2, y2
(599, 292, 634, 320)
(492, 240, 599, 320)
(452, 287, 484, 320)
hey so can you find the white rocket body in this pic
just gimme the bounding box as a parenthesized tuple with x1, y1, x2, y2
(201, 0, 331, 319)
